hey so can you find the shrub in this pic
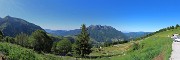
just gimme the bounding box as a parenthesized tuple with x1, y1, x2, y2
(52, 38, 72, 56)
(0, 42, 63, 60)
(2, 36, 15, 43)
(15, 33, 29, 47)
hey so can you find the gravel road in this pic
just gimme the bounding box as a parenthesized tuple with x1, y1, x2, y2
(170, 42, 180, 60)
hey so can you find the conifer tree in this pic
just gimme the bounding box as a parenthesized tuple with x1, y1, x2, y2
(176, 24, 180, 29)
(0, 31, 4, 41)
(72, 24, 92, 57)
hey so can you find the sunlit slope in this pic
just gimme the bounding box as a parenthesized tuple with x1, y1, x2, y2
(0, 42, 63, 60)
(83, 27, 178, 60)
(111, 37, 172, 60)
(110, 28, 179, 60)
(154, 27, 180, 37)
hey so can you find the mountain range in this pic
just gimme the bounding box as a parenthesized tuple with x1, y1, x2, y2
(125, 32, 152, 39)
(46, 25, 127, 43)
(45, 27, 151, 42)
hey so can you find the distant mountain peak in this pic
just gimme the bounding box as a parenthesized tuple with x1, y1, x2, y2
(89, 25, 112, 27)
(88, 25, 115, 30)
(5, 15, 11, 18)
(4, 15, 22, 20)
(3, 16, 21, 22)
(4, 16, 11, 20)
(4, 15, 14, 19)
(0, 16, 44, 37)
(46, 25, 127, 43)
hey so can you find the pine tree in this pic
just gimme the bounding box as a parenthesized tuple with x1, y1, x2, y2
(167, 27, 170, 30)
(72, 24, 92, 57)
(176, 24, 180, 29)
(172, 26, 175, 29)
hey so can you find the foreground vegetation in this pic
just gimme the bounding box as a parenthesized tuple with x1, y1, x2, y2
(0, 24, 92, 60)
(0, 42, 63, 60)
(111, 37, 172, 60)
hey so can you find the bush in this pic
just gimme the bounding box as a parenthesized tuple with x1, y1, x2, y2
(0, 42, 36, 60)
(52, 38, 72, 56)
(15, 33, 29, 47)
(2, 36, 15, 43)
(0, 42, 63, 60)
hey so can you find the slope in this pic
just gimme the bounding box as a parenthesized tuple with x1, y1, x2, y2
(87, 26, 178, 60)
(0, 42, 63, 60)
(110, 27, 179, 60)
(0, 16, 44, 37)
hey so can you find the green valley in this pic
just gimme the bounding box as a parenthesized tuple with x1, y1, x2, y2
(1, 0, 180, 60)
(0, 16, 178, 60)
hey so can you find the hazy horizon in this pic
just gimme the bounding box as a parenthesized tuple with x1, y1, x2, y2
(44, 25, 153, 33)
(0, 0, 180, 32)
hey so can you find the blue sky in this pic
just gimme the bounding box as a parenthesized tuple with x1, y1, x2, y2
(0, 0, 180, 32)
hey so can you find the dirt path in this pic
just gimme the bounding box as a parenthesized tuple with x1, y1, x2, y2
(170, 42, 180, 60)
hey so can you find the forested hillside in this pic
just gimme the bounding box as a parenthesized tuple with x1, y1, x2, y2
(0, 16, 44, 37)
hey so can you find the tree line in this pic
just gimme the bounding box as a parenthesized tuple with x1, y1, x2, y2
(133, 24, 180, 41)
(0, 24, 92, 58)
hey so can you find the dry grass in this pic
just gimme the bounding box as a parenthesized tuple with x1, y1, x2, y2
(153, 52, 164, 60)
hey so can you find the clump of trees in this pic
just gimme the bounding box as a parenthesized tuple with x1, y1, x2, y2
(15, 33, 29, 47)
(3, 36, 15, 43)
(133, 24, 180, 41)
(52, 38, 72, 56)
(51, 24, 92, 57)
(31, 30, 53, 53)
(176, 24, 180, 29)
(0, 31, 15, 43)
(0, 30, 53, 53)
